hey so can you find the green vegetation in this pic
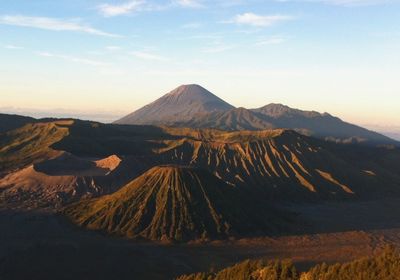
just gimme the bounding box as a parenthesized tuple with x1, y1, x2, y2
(177, 246, 400, 280)
(303, 246, 400, 280)
(176, 259, 298, 280)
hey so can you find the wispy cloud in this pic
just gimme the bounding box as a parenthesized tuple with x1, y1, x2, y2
(202, 44, 235, 53)
(105, 46, 122, 51)
(226, 13, 294, 27)
(36, 51, 109, 67)
(256, 36, 287, 46)
(175, 0, 204, 8)
(276, 0, 393, 6)
(182, 22, 203, 29)
(321, 0, 392, 5)
(3, 44, 24, 50)
(97, 0, 145, 17)
(131, 51, 169, 61)
(0, 15, 119, 37)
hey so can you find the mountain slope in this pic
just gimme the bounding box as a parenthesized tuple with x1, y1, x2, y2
(170, 104, 395, 145)
(2, 119, 400, 205)
(154, 129, 400, 199)
(114, 84, 234, 125)
(174, 107, 274, 131)
(64, 166, 291, 241)
(0, 113, 37, 134)
(252, 104, 395, 144)
(0, 152, 137, 208)
(0, 120, 71, 173)
(114, 84, 395, 145)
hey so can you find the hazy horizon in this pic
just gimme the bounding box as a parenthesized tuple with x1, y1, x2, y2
(1, 95, 399, 141)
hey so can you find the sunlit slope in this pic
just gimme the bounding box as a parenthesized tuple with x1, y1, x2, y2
(0, 152, 138, 208)
(65, 166, 291, 241)
(0, 119, 166, 173)
(0, 121, 154, 208)
(0, 120, 71, 173)
(0, 113, 37, 133)
(2, 120, 400, 202)
(155, 129, 400, 199)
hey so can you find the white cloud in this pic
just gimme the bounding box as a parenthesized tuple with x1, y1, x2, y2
(227, 13, 293, 27)
(175, 0, 204, 8)
(0, 15, 119, 37)
(97, 1, 145, 17)
(131, 51, 169, 61)
(36, 51, 109, 67)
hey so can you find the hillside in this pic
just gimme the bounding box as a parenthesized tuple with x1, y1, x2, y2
(173, 105, 395, 145)
(252, 104, 395, 144)
(175, 107, 274, 131)
(64, 166, 291, 241)
(2, 119, 400, 207)
(0, 152, 141, 208)
(0, 120, 71, 173)
(0, 113, 37, 133)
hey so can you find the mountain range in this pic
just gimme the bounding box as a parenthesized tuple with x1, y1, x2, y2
(115, 84, 397, 145)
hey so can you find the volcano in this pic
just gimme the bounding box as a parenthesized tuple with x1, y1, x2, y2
(114, 84, 234, 125)
(64, 165, 289, 241)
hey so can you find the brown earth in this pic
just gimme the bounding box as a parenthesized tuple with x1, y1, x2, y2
(2, 198, 400, 280)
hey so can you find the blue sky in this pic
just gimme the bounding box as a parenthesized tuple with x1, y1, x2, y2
(1, 0, 399, 128)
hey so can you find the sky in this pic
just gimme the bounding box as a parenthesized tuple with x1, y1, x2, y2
(0, 0, 399, 129)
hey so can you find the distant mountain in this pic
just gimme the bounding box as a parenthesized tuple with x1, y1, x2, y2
(252, 104, 396, 145)
(64, 165, 291, 241)
(172, 104, 396, 145)
(0, 113, 37, 133)
(115, 84, 234, 125)
(115, 85, 397, 145)
(175, 107, 275, 131)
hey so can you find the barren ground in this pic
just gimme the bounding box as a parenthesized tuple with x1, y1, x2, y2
(1, 198, 400, 280)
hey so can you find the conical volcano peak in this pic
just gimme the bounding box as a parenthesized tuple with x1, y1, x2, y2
(164, 84, 223, 103)
(166, 84, 210, 97)
(115, 84, 234, 125)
